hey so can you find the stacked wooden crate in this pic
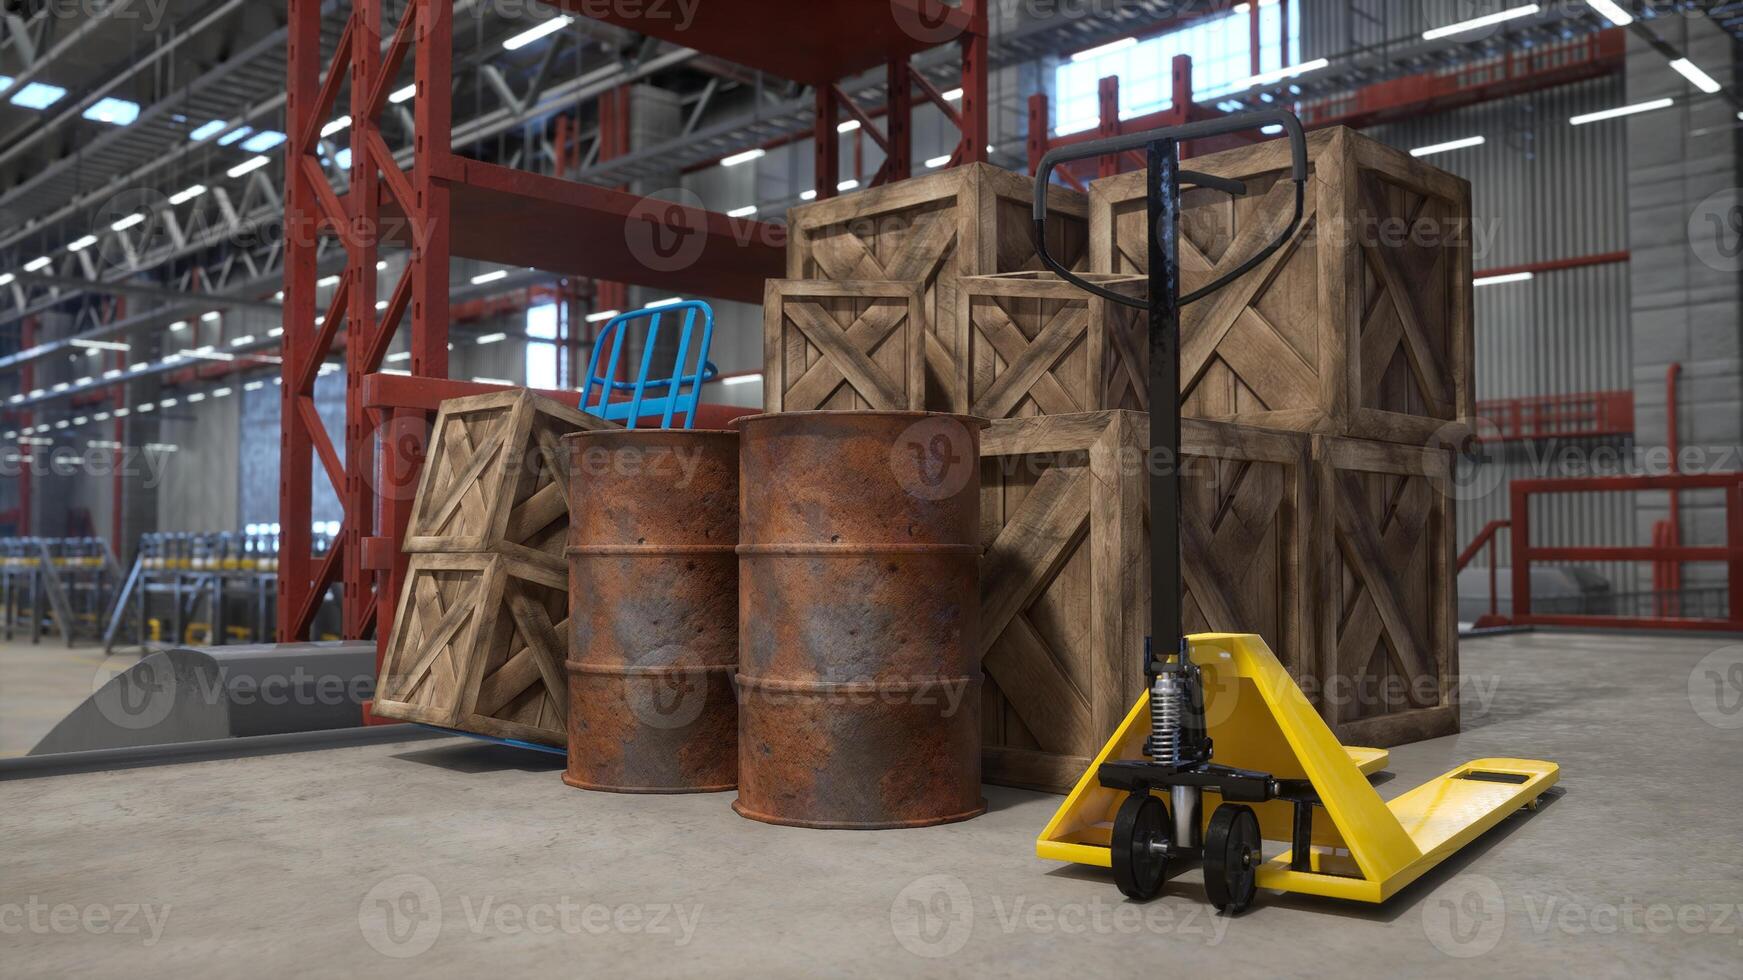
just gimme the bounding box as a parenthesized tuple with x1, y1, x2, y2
(372, 389, 616, 746)
(767, 134, 1470, 792)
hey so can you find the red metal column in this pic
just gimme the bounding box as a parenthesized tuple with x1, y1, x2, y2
(815, 85, 840, 200)
(958, 0, 988, 164)
(1096, 75, 1120, 179)
(885, 60, 912, 182)
(1509, 482, 1531, 621)
(345, 0, 382, 640)
(279, 0, 321, 640)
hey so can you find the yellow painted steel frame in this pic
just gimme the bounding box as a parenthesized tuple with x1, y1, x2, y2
(1037, 633, 1558, 904)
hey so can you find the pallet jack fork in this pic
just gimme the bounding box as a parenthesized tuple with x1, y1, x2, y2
(1029, 111, 1557, 913)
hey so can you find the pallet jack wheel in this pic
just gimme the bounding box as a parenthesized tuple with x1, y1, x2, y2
(1203, 803, 1261, 915)
(1111, 792, 1170, 901)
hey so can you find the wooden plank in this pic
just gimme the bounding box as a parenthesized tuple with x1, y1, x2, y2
(1088, 126, 1470, 445)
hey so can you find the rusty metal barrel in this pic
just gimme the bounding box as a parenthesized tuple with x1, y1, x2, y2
(562, 429, 739, 793)
(733, 411, 987, 829)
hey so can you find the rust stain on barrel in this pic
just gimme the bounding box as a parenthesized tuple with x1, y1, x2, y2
(733, 411, 988, 829)
(562, 429, 738, 793)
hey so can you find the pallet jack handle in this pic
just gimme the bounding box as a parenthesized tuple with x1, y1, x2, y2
(1030, 109, 1309, 309)
(1030, 109, 1310, 672)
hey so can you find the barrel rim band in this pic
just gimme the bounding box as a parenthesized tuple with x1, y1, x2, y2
(568, 662, 737, 677)
(735, 543, 980, 556)
(736, 673, 982, 694)
(566, 545, 737, 556)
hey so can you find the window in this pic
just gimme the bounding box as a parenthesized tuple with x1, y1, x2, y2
(1053, 0, 1302, 135)
(525, 303, 561, 390)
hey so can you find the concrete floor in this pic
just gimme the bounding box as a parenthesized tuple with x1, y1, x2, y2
(3, 630, 1742, 977)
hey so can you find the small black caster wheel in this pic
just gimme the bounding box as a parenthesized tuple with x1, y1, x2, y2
(1111, 792, 1170, 901)
(1203, 803, 1261, 915)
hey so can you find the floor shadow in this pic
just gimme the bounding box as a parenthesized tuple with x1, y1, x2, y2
(391, 741, 566, 774)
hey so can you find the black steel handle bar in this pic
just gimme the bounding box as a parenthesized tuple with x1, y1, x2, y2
(1031, 109, 1309, 308)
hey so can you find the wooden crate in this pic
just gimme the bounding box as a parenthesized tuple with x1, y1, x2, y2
(372, 553, 570, 746)
(976, 411, 1314, 793)
(1313, 436, 1459, 747)
(787, 162, 1091, 412)
(956, 272, 1147, 419)
(762, 279, 925, 412)
(1089, 127, 1474, 444)
(404, 389, 615, 571)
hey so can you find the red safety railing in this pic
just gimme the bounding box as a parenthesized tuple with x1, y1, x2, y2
(1474, 390, 1634, 443)
(1509, 473, 1743, 632)
(1457, 519, 1511, 628)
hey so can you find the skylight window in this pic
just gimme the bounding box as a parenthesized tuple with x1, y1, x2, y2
(10, 82, 68, 110)
(216, 126, 254, 146)
(189, 119, 226, 141)
(82, 97, 140, 126)
(241, 130, 287, 152)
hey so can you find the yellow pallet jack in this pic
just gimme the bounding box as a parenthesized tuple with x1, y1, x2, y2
(1030, 111, 1557, 914)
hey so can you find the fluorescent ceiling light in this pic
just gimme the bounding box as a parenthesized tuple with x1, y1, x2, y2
(585, 309, 621, 323)
(114, 408, 130, 416)
(71, 339, 129, 352)
(317, 275, 341, 288)
(1238, 57, 1330, 89)
(75, 377, 93, 386)
(925, 154, 953, 169)
(727, 205, 758, 218)
(837, 119, 861, 133)
(180, 348, 235, 362)
(1570, 98, 1674, 125)
(333, 147, 353, 170)
(721, 374, 762, 386)
(10, 82, 67, 109)
(213, 387, 232, 398)
(0, 273, 13, 286)
(1423, 4, 1539, 41)
(1411, 135, 1486, 157)
(382, 369, 411, 377)
(159, 399, 177, 408)
(268, 327, 284, 337)
(170, 320, 189, 331)
(241, 130, 288, 152)
(83, 97, 140, 126)
(201, 311, 221, 322)
(217, 126, 254, 146)
(169, 184, 207, 205)
(244, 381, 265, 391)
(1072, 37, 1136, 62)
(1584, 0, 1633, 25)
(942, 88, 964, 101)
(0, 76, 12, 94)
(386, 351, 411, 363)
(23, 256, 50, 272)
(644, 297, 684, 309)
(230, 335, 256, 347)
(1669, 58, 1722, 95)
(470, 377, 514, 386)
(502, 14, 573, 50)
(1474, 271, 1534, 286)
(838, 179, 860, 192)
(51, 382, 68, 392)
(185, 393, 206, 403)
(320, 115, 352, 137)
(389, 84, 416, 104)
(721, 148, 766, 167)
(227, 156, 271, 178)
(189, 119, 226, 141)
(111, 213, 146, 232)
(470, 270, 509, 285)
(800, 190, 818, 201)
(67, 235, 98, 252)
(475, 333, 508, 345)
